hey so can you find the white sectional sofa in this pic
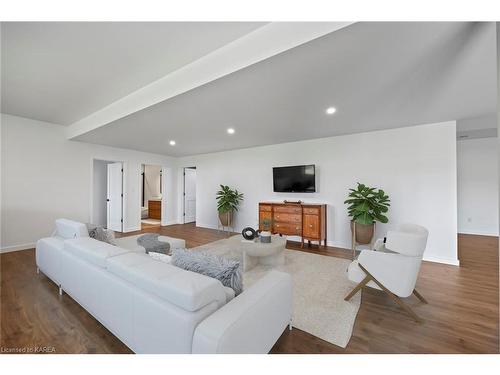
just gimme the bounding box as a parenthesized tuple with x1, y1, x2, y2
(36, 219, 293, 354)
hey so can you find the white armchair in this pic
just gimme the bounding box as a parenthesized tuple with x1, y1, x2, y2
(344, 223, 429, 322)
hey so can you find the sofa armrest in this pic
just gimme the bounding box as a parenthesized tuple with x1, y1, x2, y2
(192, 270, 292, 354)
(373, 238, 385, 251)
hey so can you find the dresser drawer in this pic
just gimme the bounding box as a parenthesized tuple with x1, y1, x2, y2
(303, 207, 320, 215)
(259, 201, 327, 247)
(303, 214, 320, 238)
(259, 204, 272, 212)
(274, 205, 302, 214)
(148, 200, 161, 220)
(274, 213, 301, 224)
(274, 222, 302, 236)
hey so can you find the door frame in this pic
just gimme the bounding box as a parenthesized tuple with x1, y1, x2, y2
(107, 162, 124, 232)
(90, 157, 125, 231)
(141, 164, 164, 226)
(183, 167, 197, 224)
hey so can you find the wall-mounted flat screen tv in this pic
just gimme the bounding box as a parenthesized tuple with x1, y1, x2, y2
(273, 165, 316, 193)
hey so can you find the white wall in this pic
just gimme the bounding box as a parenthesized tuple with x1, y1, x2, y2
(0, 114, 460, 264)
(457, 137, 499, 236)
(176, 121, 458, 265)
(0, 114, 177, 251)
(497, 23, 500, 245)
(92, 159, 113, 226)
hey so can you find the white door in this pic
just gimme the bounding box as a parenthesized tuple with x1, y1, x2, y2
(107, 162, 123, 231)
(161, 167, 167, 225)
(184, 168, 196, 223)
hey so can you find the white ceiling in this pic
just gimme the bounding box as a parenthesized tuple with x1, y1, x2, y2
(457, 114, 497, 140)
(2, 22, 497, 157)
(72, 22, 497, 157)
(1, 22, 265, 124)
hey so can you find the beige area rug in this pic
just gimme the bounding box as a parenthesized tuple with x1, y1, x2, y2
(192, 237, 361, 348)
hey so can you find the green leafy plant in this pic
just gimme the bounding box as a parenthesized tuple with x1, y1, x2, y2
(261, 218, 272, 232)
(344, 183, 390, 225)
(216, 185, 244, 214)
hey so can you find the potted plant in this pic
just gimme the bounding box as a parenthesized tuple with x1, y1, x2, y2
(216, 185, 244, 227)
(344, 182, 390, 244)
(260, 218, 272, 243)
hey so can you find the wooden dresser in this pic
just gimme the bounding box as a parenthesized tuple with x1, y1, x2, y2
(259, 202, 327, 248)
(148, 200, 161, 220)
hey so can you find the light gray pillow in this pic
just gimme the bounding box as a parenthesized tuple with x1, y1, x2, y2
(171, 249, 242, 295)
(86, 223, 98, 234)
(86, 223, 116, 245)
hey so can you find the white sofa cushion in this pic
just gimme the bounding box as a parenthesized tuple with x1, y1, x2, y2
(55, 218, 89, 239)
(64, 237, 129, 268)
(106, 252, 226, 312)
(142, 254, 239, 301)
(223, 287, 235, 302)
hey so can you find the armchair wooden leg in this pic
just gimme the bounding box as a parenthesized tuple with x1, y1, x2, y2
(413, 289, 428, 304)
(384, 289, 422, 323)
(344, 275, 371, 301)
(357, 264, 423, 323)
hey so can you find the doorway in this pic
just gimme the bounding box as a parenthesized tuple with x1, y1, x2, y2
(141, 164, 162, 228)
(183, 167, 197, 224)
(92, 159, 123, 232)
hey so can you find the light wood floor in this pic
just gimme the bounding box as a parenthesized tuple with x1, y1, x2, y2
(1, 224, 498, 353)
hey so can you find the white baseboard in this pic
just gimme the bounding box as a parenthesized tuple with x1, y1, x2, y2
(123, 226, 141, 233)
(196, 222, 218, 230)
(326, 240, 351, 249)
(422, 255, 460, 266)
(458, 230, 499, 237)
(161, 220, 180, 226)
(0, 243, 36, 254)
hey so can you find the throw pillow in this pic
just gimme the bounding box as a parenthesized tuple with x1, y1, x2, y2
(86, 223, 98, 237)
(86, 223, 116, 245)
(171, 249, 242, 295)
(97, 227, 116, 245)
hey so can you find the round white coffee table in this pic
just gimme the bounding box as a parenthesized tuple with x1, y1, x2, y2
(227, 235, 286, 271)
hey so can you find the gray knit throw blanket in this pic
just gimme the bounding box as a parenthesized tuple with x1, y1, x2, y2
(137, 233, 171, 255)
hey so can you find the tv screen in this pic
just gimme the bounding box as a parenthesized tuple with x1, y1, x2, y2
(273, 165, 316, 193)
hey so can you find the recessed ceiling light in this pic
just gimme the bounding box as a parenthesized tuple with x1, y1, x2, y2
(227, 128, 235, 134)
(326, 107, 337, 115)
(169, 140, 176, 146)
